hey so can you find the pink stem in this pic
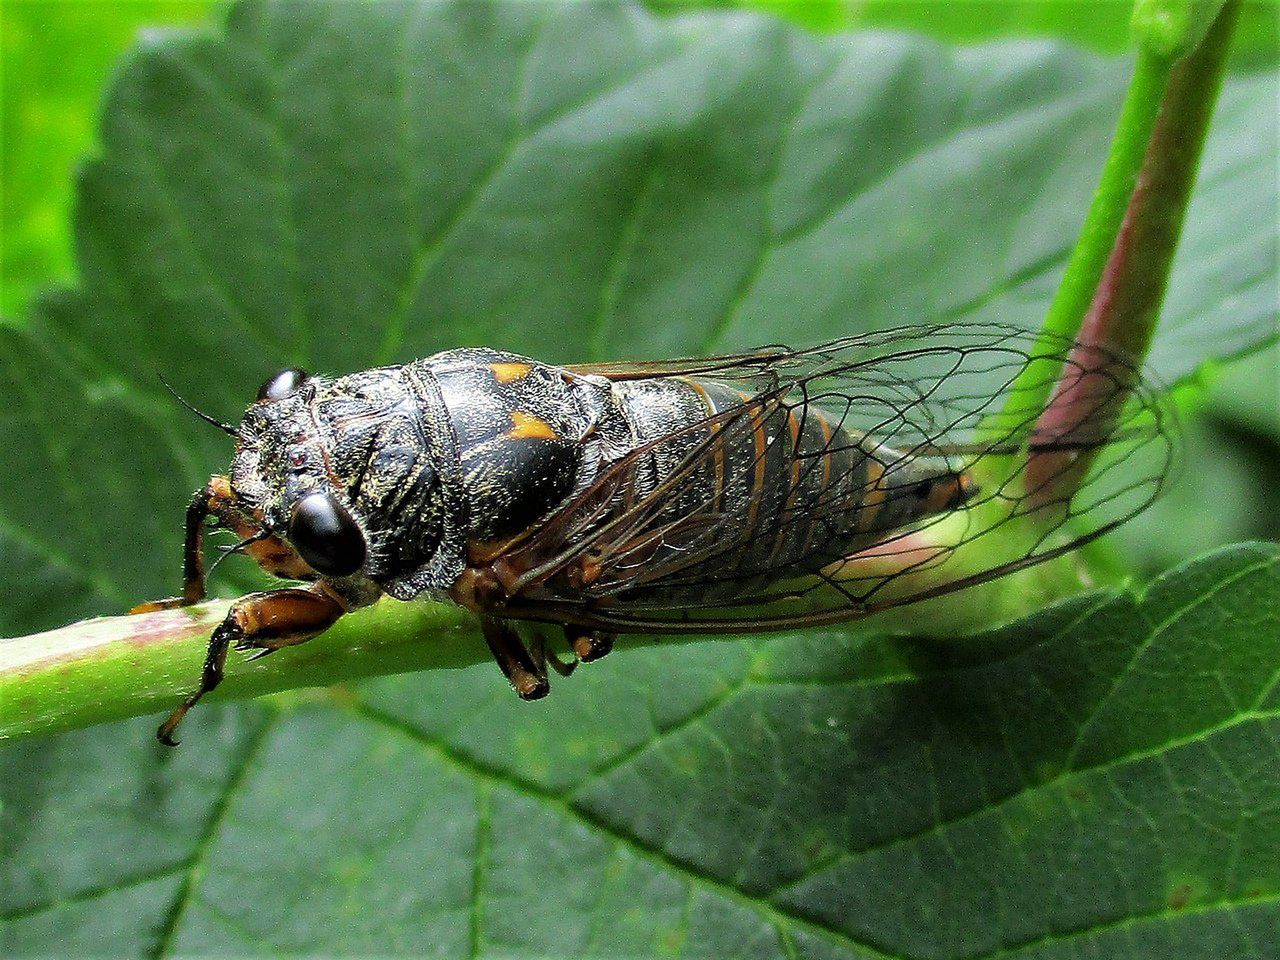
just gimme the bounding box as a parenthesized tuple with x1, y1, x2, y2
(1028, 0, 1241, 502)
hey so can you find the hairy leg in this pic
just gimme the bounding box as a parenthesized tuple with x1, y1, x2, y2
(157, 585, 346, 745)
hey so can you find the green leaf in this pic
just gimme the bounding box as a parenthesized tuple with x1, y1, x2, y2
(1, 0, 216, 320)
(4, 543, 1278, 956)
(1111, 339, 1280, 574)
(0, 1, 1277, 955)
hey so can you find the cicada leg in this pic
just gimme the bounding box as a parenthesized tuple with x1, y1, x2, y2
(564, 626, 615, 663)
(130, 483, 221, 612)
(480, 617, 550, 701)
(531, 631, 577, 678)
(134, 476, 315, 616)
(455, 568, 588, 696)
(157, 585, 346, 746)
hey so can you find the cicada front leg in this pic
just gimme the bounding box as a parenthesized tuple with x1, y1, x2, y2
(157, 584, 348, 745)
(134, 475, 318, 618)
(130, 481, 225, 613)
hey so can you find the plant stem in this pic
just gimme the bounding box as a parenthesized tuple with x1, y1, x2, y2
(0, 597, 718, 741)
(986, 0, 1237, 442)
(1, 536, 1089, 743)
(1028, 0, 1242, 496)
(0, 599, 487, 740)
(987, 44, 1176, 439)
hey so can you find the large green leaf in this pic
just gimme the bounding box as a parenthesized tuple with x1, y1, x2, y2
(3, 543, 1278, 956)
(0, 0, 216, 320)
(1, 1, 1277, 956)
(6, 1, 1275, 324)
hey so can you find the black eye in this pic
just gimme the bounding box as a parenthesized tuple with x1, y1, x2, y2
(258, 368, 309, 402)
(288, 492, 366, 577)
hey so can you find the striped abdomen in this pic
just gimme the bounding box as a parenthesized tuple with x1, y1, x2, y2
(605, 375, 965, 601)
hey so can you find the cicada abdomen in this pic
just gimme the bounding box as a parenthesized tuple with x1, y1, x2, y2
(141, 323, 1175, 743)
(516, 374, 975, 610)
(492, 325, 1174, 633)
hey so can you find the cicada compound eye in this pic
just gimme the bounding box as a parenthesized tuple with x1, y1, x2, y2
(288, 492, 367, 577)
(257, 368, 309, 402)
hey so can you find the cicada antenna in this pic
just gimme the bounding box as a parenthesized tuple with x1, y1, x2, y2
(206, 528, 273, 579)
(159, 374, 239, 437)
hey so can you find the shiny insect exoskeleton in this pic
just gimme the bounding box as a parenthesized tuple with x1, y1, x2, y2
(137, 324, 1173, 743)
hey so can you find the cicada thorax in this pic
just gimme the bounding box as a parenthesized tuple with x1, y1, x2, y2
(419, 348, 603, 561)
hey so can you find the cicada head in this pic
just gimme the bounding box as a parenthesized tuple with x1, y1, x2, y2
(225, 367, 447, 590)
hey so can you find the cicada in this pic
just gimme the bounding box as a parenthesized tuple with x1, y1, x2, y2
(137, 323, 1173, 743)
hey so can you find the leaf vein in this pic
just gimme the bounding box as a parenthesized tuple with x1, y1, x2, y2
(149, 716, 277, 960)
(977, 891, 1280, 960)
(1062, 552, 1280, 771)
(698, 52, 844, 355)
(376, 3, 556, 365)
(0, 864, 183, 922)
(770, 708, 1280, 899)
(569, 670, 753, 793)
(349, 701, 905, 960)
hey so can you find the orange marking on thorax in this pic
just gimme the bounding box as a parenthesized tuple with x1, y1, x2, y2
(507, 411, 558, 440)
(490, 362, 532, 383)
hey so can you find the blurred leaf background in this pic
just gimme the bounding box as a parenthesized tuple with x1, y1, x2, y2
(8, 0, 1280, 320)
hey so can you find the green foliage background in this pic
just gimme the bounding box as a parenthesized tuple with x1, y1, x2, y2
(1, 1, 1277, 957)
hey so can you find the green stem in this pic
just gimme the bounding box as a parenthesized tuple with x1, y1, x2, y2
(0, 597, 715, 741)
(1079, 0, 1240, 364)
(0, 599, 487, 740)
(0, 535, 1089, 743)
(1027, 0, 1242, 497)
(987, 45, 1175, 440)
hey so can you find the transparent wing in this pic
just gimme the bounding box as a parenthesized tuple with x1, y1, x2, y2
(494, 322, 1176, 633)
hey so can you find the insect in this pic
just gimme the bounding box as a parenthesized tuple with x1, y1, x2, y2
(136, 323, 1173, 744)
